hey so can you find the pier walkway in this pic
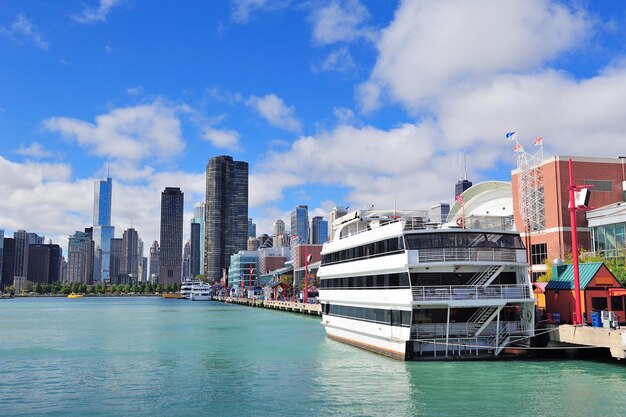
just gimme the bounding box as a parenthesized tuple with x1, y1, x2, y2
(549, 324, 626, 360)
(214, 296, 322, 316)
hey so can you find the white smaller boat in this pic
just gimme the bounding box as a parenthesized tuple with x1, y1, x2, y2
(180, 279, 202, 299)
(189, 283, 212, 301)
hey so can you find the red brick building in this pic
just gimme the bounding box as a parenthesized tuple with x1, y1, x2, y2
(512, 156, 626, 279)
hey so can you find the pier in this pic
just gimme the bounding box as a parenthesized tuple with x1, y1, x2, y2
(214, 296, 322, 316)
(548, 324, 626, 360)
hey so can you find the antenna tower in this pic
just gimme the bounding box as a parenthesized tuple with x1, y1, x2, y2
(514, 136, 545, 232)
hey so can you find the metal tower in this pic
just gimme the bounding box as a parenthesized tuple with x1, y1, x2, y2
(512, 135, 545, 232)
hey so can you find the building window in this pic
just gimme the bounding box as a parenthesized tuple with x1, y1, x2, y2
(591, 297, 608, 311)
(611, 296, 624, 312)
(531, 243, 548, 265)
(584, 180, 613, 192)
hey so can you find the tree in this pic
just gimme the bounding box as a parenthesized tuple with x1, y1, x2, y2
(5, 285, 16, 295)
(34, 283, 43, 294)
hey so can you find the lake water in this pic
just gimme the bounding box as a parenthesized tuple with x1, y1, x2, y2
(1, 297, 625, 416)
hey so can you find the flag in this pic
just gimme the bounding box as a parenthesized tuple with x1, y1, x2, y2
(249, 266, 254, 276)
(514, 144, 523, 152)
(455, 194, 464, 207)
(505, 132, 517, 141)
(534, 136, 543, 146)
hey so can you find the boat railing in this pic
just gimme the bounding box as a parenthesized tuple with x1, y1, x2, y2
(411, 284, 531, 301)
(415, 247, 517, 263)
(411, 321, 528, 339)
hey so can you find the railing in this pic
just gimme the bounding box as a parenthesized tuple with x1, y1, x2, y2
(410, 321, 528, 339)
(411, 284, 531, 301)
(415, 248, 517, 263)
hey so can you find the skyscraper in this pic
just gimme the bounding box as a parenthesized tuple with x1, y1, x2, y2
(310, 216, 328, 244)
(290, 205, 309, 244)
(149, 241, 159, 281)
(159, 187, 184, 284)
(67, 231, 93, 284)
(13, 230, 44, 279)
(0, 229, 3, 284)
(248, 218, 256, 238)
(204, 155, 248, 281)
(109, 238, 123, 280)
(27, 243, 62, 284)
(121, 228, 139, 280)
(1, 237, 15, 291)
(192, 202, 205, 271)
(93, 176, 114, 283)
(190, 222, 201, 278)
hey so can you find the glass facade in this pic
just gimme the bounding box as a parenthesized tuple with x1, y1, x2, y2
(592, 222, 626, 258)
(92, 177, 113, 283)
(291, 205, 309, 244)
(228, 251, 257, 292)
(160, 187, 184, 284)
(310, 216, 328, 244)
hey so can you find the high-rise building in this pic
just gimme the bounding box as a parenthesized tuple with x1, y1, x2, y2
(13, 230, 44, 279)
(67, 231, 93, 284)
(83, 227, 95, 283)
(455, 179, 473, 199)
(273, 219, 285, 236)
(149, 241, 159, 281)
(159, 187, 184, 284)
(190, 222, 201, 278)
(192, 202, 206, 271)
(92, 176, 114, 283)
(182, 240, 191, 279)
(329, 206, 348, 241)
(204, 155, 248, 281)
(141, 257, 147, 283)
(290, 205, 309, 244)
(0, 229, 3, 284)
(272, 219, 288, 248)
(27, 243, 62, 284)
(247, 237, 260, 251)
(310, 216, 328, 244)
(1, 237, 14, 291)
(248, 218, 256, 238)
(109, 238, 123, 280)
(121, 228, 139, 280)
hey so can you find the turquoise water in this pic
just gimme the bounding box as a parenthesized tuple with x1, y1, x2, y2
(1, 297, 625, 417)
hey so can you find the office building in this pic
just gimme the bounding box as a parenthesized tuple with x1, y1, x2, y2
(92, 176, 114, 283)
(190, 222, 201, 278)
(0, 230, 3, 285)
(159, 187, 184, 284)
(204, 155, 248, 281)
(290, 205, 309, 244)
(149, 241, 159, 281)
(192, 202, 206, 272)
(121, 228, 139, 280)
(1, 237, 14, 291)
(109, 238, 123, 279)
(13, 230, 44, 279)
(310, 216, 328, 244)
(182, 240, 191, 279)
(248, 218, 256, 238)
(67, 231, 93, 284)
(27, 243, 62, 284)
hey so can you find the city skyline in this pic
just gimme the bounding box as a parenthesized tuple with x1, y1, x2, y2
(2, 1, 626, 253)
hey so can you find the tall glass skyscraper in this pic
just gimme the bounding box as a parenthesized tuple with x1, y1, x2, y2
(93, 176, 114, 283)
(310, 216, 328, 244)
(204, 155, 248, 281)
(290, 205, 309, 244)
(192, 202, 205, 274)
(159, 187, 184, 284)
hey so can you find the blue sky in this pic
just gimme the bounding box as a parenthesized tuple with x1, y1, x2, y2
(2, 0, 626, 254)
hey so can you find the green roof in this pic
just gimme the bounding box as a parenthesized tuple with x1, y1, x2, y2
(546, 262, 605, 290)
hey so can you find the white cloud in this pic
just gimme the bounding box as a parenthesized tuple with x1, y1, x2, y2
(15, 142, 53, 159)
(359, 0, 592, 113)
(315, 47, 355, 73)
(202, 127, 240, 150)
(231, 0, 290, 24)
(72, 0, 124, 24)
(310, 0, 375, 45)
(0, 13, 49, 50)
(246, 94, 301, 132)
(43, 100, 186, 163)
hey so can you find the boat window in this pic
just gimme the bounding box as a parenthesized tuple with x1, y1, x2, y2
(320, 273, 410, 290)
(404, 232, 524, 250)
(321, 236, 406, 266)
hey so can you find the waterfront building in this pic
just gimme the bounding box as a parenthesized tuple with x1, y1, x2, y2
(149, 241, 159, 281)
(1, 237, 12, 291)
(13, 230, 44, 279)
(228, 250, 257, 294)
(121, 228, 139, 281)
(587, 202, 626, 260)
(329, 206, 348, 241)
(204, 155, 248, 281)
(67, 231, 93, 284)
(192, 202, 206, 272)
(27, 243, 62, 284)
(160, 187, 184, 284)
(310, 216, 328, 244)
(190, 223, 201, 278)
(511, 156, 626, 279)
(290, 205, 309, 245)
(109, 238, 123, 280)
(92, 176, 114, 283)
(61, 257, 67, 282)
(248, 218, 256, 238)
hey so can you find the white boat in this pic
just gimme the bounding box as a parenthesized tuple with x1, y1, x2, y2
(317, 209, 535, 360)
(180, 279, 201, 299)
(189, 283, 212, 301)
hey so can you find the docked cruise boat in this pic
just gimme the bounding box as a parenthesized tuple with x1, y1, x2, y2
(189, 283, 212, 301)
(317, 209, 535, 360)
(180, 279, 202, 299)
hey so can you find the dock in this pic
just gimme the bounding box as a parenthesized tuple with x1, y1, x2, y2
(548, 324, 626, 360)
(214, 296, 322, 316)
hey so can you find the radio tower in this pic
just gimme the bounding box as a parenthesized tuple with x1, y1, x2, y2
(512, 135, 545, 233)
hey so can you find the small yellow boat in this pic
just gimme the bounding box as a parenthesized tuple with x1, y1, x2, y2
(68, 293, 84, 299)
(162, 293, 184, 299)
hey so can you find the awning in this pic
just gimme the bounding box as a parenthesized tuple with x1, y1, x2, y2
(609, 288, 626, 297)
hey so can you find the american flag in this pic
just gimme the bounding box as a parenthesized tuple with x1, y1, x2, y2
(455, 194, 464, 207)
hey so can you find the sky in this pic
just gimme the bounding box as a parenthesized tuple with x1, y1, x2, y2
(2, 0, 626, 255)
